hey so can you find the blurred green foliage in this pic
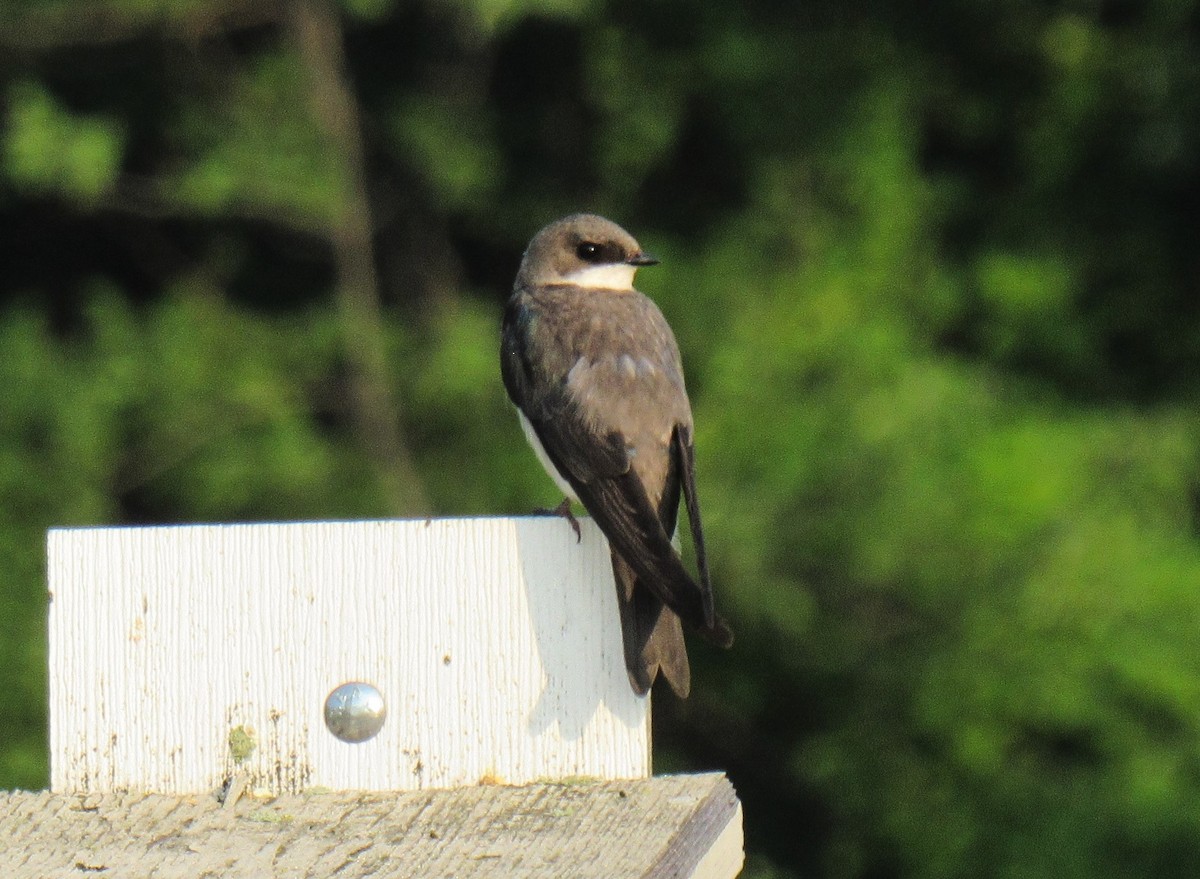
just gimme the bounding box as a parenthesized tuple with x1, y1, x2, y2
(3, 0, 1200, 876)
(4, 80, 125, 200)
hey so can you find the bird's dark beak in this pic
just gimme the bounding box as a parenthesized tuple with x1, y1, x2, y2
(626, 251, 659, 267)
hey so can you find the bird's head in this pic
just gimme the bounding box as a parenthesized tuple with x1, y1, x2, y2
(516, 213, 658, 291)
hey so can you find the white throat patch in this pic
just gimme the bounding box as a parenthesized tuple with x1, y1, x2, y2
(564, 263, 637, 290)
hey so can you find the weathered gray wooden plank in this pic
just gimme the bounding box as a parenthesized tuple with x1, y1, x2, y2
(0, 773, 741, 878)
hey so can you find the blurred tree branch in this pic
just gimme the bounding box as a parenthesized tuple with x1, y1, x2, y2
(288, 0, 429, 515)
(99, 176, 327, 235)
(0, 0, 285, 51)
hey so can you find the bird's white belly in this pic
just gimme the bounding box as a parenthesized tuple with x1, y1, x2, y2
(518, 410, 578, 501)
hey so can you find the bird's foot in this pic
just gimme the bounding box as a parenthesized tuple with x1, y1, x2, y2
(534, 497, 581, 543)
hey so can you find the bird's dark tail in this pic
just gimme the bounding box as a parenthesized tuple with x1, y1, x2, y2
(612, 553, 691, 698)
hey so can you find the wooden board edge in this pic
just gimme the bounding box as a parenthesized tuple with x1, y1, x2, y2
(644, 774, 744, 879)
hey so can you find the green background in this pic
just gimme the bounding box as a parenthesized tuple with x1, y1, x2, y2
(4, 1, 1200, 876)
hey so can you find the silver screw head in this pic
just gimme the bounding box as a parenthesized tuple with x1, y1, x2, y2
(324, 682, 387, 743)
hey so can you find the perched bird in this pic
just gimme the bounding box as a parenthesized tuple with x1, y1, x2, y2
(500, 213, 733, 698)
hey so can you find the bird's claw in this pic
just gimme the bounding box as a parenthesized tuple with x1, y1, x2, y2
(534, 497, 582, 543)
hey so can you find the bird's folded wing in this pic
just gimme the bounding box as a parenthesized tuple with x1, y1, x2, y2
(528, 407, 731, 646)
(674, 425, 715, 628)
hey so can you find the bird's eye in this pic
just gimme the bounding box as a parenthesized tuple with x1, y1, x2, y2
(576, 242, 604, 262)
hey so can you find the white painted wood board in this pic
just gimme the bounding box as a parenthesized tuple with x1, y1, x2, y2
(47, 517, 650, 795)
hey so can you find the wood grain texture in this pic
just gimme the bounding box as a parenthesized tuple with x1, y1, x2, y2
(47, 517, 649, 794)
(0, 773, 742, 879)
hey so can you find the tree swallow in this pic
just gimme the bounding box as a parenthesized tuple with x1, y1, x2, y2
(500, 213, 733, 698)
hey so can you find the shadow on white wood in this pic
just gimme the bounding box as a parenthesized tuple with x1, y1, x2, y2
(47, 517, 649, 795)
